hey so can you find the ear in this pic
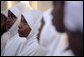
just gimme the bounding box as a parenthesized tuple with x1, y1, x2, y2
(8, 10, 16, 18)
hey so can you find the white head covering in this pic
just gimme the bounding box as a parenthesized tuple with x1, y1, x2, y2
(15, 3, 31, 13)
(17, 10, 46, 56)
(22, 10, 43, 40)
(43, 8, 53, 24)
(9, 6, 21, 18)
(7, 6, 21, 38)
(1, 10, 8, 18)
(64, 1, 83, 33)
(1, 6, 21, 56)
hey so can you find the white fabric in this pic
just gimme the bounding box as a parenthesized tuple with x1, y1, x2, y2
(1, 6, 21, 56)
(40, 8, 55, 47)
(40, 24, 74, 56)
(22, 10, 42, 29)
(3, 33, 27, 56)
(1, 32, 10, 55)
(49, 33, 74, 56)
(43, 8, 53, 24)
(1, 10, 21, 56)
(64, 1, 83, 33)
(17, 35, 47, 56)
(17, 10, 47, 56)
(39, 8, 74, 56)
(1, 10, 8, 18)
(1, 18, 21, 56)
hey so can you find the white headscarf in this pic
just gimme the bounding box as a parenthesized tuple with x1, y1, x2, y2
(1, 6, 21, 56)
(8, 6, 21, 37)
(8, 3, 32, 37)
(1, 10, 8, 18)
(22, 10, 43, 40)
(64, 1, 83, 33)
(17, 10, 47, 56)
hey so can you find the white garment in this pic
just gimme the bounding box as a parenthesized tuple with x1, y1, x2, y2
(9, 6, 21, 18)
(17, 34, 47, 56)
(1, 10, 8, 18)
(1, 32, 10, 55)
(47, 33, 74, 56)
(40, 8, 74, 56)
(17, 10, 46, 56)
(40, 8, 54, 47)
(3, 33, 27, 56)
(22, 10, 42, 29)
(1, 6, 21, 55)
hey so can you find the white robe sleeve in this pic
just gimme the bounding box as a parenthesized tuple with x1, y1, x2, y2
(1, 31, 11, 55)
(3, 34, 27, 56)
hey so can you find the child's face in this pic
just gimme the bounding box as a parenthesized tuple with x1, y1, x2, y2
(6, 10, 17, 30)
(18, 15, 31, 37)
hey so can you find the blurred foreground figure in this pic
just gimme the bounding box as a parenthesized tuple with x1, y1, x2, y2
(17, 10, 46, 56)
(39, 1, 83, 56)
(52, 1, 83, 56)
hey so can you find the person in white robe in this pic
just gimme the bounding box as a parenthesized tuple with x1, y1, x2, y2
(39, 7, 74, 56)
(17, 10, 47, 56)
(1, 6, 21, 56)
